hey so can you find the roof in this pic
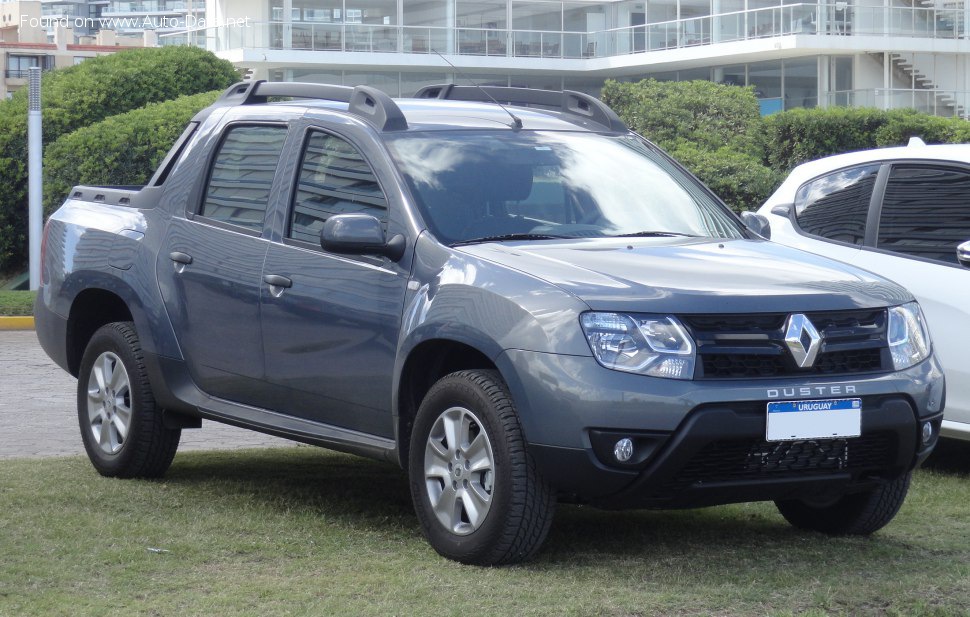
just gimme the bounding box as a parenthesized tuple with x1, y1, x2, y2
(206, 81, 628, 134)
(301, 98, 617, 132)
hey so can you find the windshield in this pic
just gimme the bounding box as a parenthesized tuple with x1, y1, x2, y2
(385, 130, 745, 245)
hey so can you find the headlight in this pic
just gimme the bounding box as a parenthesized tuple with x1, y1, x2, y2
(887, 302, 932, 370)
(580, 312, 695, 379)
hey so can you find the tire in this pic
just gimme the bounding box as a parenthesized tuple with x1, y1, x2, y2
(408, 370, 555, 565)
(77, 321, 180, 478)
(775, 472, 912, 535)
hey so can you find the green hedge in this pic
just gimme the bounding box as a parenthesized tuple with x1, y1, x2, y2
(601, 79, 762, 153)
(603, 79, 970, 210)
(602, 79, 780, 211)
(760, 107, 970, 173)
(669, 144, 785, 213)
(0, 46, 238, 274)
(43, 91, 222, 215)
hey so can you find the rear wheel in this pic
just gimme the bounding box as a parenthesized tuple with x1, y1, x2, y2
(77, 322, 180, 478)
(409, 370, 555, 565)
(775, 472, 911, 535)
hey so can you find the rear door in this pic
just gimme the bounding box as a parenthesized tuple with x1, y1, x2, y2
(258, 124, 412, 437)
(158, 122, 289, 405)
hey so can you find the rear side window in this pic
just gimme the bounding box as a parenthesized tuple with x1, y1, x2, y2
(200, 125, 288, 231)
(288, 131, 388, 244)
(877, 165, 970, 264)
(794, 164, 880, 245)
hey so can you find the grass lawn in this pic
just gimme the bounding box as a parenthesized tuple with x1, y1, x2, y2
(1, 447, 969, 616)
(0, 290, 35, 316)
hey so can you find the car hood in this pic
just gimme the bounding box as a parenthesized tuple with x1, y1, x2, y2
(457, 237, 912, 313)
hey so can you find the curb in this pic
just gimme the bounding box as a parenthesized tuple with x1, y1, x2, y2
(0, 316, 35, 330)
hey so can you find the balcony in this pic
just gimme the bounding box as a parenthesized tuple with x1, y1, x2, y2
(102, 1, 203, 16)
(195, 3, 968, 59)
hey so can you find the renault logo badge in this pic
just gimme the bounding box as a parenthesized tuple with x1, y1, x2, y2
(784, 314, 821, 368)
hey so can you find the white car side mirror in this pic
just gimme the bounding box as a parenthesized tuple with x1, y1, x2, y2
(958, 240, 970, 269)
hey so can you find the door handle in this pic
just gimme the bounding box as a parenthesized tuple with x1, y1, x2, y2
(263, 274, 293, 289)
(169, 251, 193, 274)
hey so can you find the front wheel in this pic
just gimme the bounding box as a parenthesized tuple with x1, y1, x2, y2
(77, 322, 180, 478)
(409, 370, 555, 565)
(775, 472, 912, 535)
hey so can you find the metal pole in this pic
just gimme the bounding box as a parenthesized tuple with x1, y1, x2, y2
(28, 66, 43, 291)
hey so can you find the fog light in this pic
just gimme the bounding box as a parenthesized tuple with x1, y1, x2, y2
(614, 438, 634, 462)
(921, 421, 933, 445)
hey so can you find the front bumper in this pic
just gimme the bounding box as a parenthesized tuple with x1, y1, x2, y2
(497, 350, 945, 507)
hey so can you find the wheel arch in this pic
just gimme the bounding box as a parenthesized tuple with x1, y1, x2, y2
(66, 287, 135, 377)
(395, 338, 498, 467)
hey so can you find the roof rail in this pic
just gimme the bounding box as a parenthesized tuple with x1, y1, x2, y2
(216, 81, 408, 132)
(413, 84, 627, 132)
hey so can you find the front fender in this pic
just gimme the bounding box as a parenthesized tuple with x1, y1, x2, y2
(400, 233, 593, 358)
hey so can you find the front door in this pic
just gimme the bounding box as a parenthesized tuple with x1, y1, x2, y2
(259, 128, 410, 437)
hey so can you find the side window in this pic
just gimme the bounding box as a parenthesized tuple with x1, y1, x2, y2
(877, 165, 970, 264)
(200, 125, 288, 231)
(288, 131, 387, 244)
(793, 164, 880, 245)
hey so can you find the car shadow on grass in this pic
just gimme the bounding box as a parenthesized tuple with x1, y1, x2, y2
(155, 446, 938, 574)
(923, 438, 970, 476)
(163, 446, 419, 531)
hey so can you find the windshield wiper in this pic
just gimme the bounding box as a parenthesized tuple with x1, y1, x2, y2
(609, 230, 701, 238)
(452, 233, 571, 246)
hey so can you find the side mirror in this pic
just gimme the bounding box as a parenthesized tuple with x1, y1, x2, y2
(958, 240, 970, 269)
(740, 211, 771, 239)
(320, 214, 406, 261)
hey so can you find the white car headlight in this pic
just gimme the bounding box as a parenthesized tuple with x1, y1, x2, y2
(887, 302, 932, 370)
(580, 312, 696, 379)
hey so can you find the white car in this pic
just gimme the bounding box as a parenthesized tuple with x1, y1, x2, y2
(755, 139, 970, 441)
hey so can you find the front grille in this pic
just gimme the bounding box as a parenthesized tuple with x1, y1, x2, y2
(682, 309, 890, 379)
(658, 432, 896, 493)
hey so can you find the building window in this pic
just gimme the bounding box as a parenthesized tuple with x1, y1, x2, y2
(5, 56, 41, 79)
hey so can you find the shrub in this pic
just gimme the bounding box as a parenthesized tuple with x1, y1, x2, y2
(0, 46, 239, 273)
(669, 143, 783, 213)
(43, 91, 221, 215)
(873, 109, 966, 146)
(601, 79, 763, 155)
(758, 107, 892, 173)
(760, 107, 970, 173)
(600, 79, 773, 210)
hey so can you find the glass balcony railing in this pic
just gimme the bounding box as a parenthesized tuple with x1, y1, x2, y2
(823, 88, 969, 118)
(176, 3, 968, 58)
(103, 1, 199, 15)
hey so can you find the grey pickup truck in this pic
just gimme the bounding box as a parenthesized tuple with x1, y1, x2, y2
(36, 81, 945, 565)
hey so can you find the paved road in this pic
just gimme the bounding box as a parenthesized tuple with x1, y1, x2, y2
(0, 330, 295, 459)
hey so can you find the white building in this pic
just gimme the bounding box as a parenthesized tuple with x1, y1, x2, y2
(41, 1, 205, 44)
(2, 1, 151, 99)
(203, 1, 969, 116)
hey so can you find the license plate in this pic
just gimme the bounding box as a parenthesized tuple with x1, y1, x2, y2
(766, 398, 861, 441)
